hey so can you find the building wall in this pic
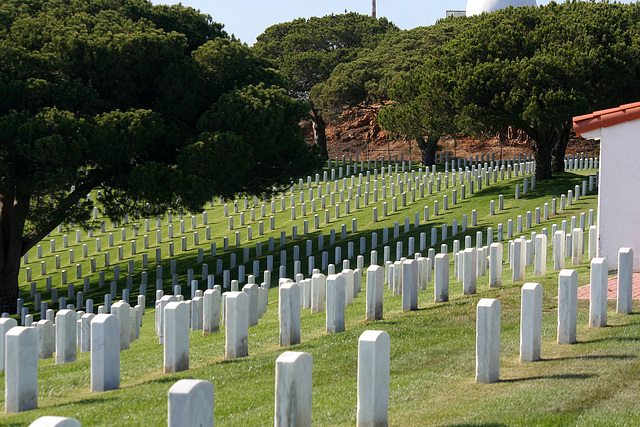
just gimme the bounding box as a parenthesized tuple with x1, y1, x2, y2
(597, 120, 640, 270)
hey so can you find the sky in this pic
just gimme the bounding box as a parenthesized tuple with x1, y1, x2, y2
(151, 0, 563, 45)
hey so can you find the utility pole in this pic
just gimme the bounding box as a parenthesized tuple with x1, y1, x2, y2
(372, 0, 376, 18)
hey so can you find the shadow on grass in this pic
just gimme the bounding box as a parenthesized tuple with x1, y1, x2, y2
(147, 376, 186, 384)
(68, 395, 118, 405)
(500, 373, 596, 383)
(577, 336, 640, 344)
(446, 423, 507, 427)
(544, 353, 636, 361)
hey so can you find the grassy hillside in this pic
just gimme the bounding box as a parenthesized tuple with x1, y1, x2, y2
(2, 161, 628, 426)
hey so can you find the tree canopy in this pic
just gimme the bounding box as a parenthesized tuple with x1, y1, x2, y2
(312, 20, 468, 112)
(253, 12, 399, 158)
(378, 2, 640, 178)
(0, 0, 322, 311)
(310, 19, 468, 165)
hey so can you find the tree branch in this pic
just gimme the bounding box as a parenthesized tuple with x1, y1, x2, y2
(21, 170, 106, 255)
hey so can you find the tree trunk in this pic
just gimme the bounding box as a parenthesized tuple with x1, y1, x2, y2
(416, 136, 438, 166)
(532, 130, 555, 179)
(0, 172, 102, 314)
(0, 189, 28, 314)
(0, 259, 21, 314)
(310, 107, 329, 160)
(551, 130, 570, 173)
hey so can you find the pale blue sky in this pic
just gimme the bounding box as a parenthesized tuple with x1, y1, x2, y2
(152, 1, 623, 45)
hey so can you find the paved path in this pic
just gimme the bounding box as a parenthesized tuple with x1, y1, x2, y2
(577, 272, 640, 299)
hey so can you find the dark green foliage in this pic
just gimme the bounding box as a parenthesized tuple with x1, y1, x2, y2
(254, 12, 398, 158)
(0, 0, 321, 310)
(313, 20, 468, 111)
(380, 2, 640, 178)
(312, 19, 468, 165)
(255, 12, 398, 97)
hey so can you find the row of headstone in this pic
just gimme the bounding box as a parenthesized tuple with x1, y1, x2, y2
(26, 155, 533, 277)
(28, 151, 539, 271)
(3, 303, 146, 413)
(21, 189, 592, 340)
(160, 328, 389, 426)
(17, 158, 572, 328)
(477, 248, 631, 384)
(24, 192, 592, 332)
(564, 152, 599, 171)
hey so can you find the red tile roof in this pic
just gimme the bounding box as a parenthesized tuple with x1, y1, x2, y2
(573, 101, 640, 136)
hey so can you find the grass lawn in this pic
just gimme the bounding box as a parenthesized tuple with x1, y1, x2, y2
(2, 162, 631, 426)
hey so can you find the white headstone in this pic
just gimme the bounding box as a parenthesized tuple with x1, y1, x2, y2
(191, 296, 203, 331)
(617, 247, 634, 315)
(463, 248, 477, 294)
(520, 283, 542, 362)
(274, 351, 312, 427)
(164, 301, 189, 373)
(243, 284, 259, 327)
(401, 259, 418, 311)
(589, 257, 608, 328)
(0, 317, 17, 371)
(534, 234, 547, 277)
(326, 274, 346, 333)
(342, 269, 355, 306)
(55, 310, 76, 365)
(203, 289, 221, 334)
(553, 230, 566, 270)
(366, 266, 384, 321)
(558, 269, 578, 344)
(279, 282, 301, 347)
(80, 313, 95, 353)
(311, 273, 326, 314)
(91, 313, 120, 392)
(28, 416, 81, 427)
(489, 243, 503, 288)
(168, 379, 214, 427)
(476, 298, 501, 383)
(512, 238, 525, 282)
(357, 330, 390, 427)
(5, 326, 38, 412)
(434, 254, 449, 303)
(225, 291, 249, 359)
(110, 301, 130, 351)
(36, 320, 53, 360)
(156, 295, 177, 344)
(572, 228, 583, 266)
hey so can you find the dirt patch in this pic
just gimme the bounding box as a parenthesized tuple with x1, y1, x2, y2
(303, 107, 600, 162)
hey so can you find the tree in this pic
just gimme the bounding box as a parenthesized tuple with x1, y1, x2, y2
(376, 66, 459, 166)
(311, 20, 469, 165)
(312, 20, 469, 110)
(312, 20, 468, 165)
(254, 12, 398, 159)
(0, 0, 322, 312)
(381, 2, 640, 179)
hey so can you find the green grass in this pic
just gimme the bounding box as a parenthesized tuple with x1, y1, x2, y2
(2, 163, 628, 426)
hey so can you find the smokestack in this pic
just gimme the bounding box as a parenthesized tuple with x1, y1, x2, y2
(372, 0, 376, 18)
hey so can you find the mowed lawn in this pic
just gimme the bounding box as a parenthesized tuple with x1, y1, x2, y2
(2, 164, 634, 426)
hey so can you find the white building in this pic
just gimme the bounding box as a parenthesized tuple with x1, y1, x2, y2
(465, 0, 537, 16)
(573, 102, 640, 270)
(446, 10, 467, 18)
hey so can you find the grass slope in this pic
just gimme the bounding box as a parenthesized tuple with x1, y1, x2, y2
(2, 164, 631, 426)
